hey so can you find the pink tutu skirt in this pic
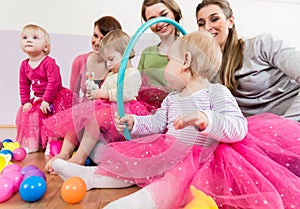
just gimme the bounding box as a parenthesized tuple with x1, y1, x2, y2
(94, 113, 300, 209)
(16, 87, 77, 149)
(43, 99, 150, 145)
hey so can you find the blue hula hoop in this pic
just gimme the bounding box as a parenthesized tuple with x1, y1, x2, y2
(117, 17, 187, 140)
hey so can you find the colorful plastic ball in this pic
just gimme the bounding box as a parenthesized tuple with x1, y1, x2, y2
(1, 163, 22, 175)
(2, 141, 20, 152)
(0, 150, 13, 161)
(20, 165, 39, 175)
(19, 176, 47, 202)
(0, 176, 14, 202)
(2, 138, 13, 143)
(61, 176, 86, 204)
(0, 154, 9, 173)
(49, 140, 63, 156)
(12, 147, 27, 161)
(2, 170, 23, 193)
(23, 169, 46, 181)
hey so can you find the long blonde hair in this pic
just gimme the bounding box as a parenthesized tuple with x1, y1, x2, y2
(196, 0, 244, 91)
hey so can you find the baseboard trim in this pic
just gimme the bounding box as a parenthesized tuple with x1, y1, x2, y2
(0, 124, 16, 128)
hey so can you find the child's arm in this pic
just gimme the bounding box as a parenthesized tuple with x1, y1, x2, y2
(174, 111, 208, 131)
(22, 102, 32, 112)
(174, 85, 248, 143)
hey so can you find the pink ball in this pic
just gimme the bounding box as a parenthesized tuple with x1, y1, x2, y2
(49, 140, 63, 156)
(12, 147, 27, 162)
(1, 163, 22, 175)
(0, 176, 14, 202)
(2, 170, 23, 193)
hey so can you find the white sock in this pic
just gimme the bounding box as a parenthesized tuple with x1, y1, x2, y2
(103, 188, 156, 209)
(52, 159, 134, 190)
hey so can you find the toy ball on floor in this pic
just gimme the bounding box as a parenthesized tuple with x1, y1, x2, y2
(0, 176, 14, 202)
(61, 176, 86, 204)
(12, 147, 27, 162)
(20, 164, 39, 175)
(49, 140, 63, 156)
(1, 138, 13, 143)
(0, 154, 10, 173)
(1, 163, 22, 175)
(23, 168, 47, 181)
(19, 176, 47, 202)
(2, 170, 23, 193)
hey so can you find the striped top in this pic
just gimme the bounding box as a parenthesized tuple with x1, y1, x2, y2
(131, 83, 248, 147)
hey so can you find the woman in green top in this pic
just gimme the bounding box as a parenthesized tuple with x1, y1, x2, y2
(137, 0, 183, 111)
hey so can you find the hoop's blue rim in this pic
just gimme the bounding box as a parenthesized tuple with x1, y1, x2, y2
(117, 17, 187, 140)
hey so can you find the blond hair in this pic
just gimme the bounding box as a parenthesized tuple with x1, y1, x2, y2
(22, 24, 51, 55)
(99, 29, 134, 58)
(171, 30, 222, 81)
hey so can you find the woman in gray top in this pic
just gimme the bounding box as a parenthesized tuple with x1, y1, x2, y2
(196, 0, 300, 121)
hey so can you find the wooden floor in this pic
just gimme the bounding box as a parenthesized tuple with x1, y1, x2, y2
(0, 127, 139, 209)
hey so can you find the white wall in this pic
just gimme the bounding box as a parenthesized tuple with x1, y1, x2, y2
(1, 0, 300, 125)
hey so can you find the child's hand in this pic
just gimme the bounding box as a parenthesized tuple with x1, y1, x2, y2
(22, 102, 32, 112)
(86, 89, 98, 100)
(174, 111, 208, 131)
(40, 101, 51, 114)
(114, 112, 134, 133)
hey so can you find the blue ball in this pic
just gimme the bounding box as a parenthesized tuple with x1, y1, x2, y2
(2, 138, 13, 143)
(19, 176, 47, 202)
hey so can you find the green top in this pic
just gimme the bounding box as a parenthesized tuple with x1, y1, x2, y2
(137, 45, 168, 87)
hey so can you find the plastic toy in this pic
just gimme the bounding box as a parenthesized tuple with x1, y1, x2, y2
(12, 147, 27, 161)
(20, 164, 39, 175)
(1, 163, 22, 175)
(1, 138, 13, 143)
(0, 149, 13, 161)
(85, 72, 99, 91)
(183, 185, 218, 209)
(61, 176, 87, 204)
(116, 17, 187, 140)
(23, 168, 46, 181)
(19, 176, 47, 202)
(2, 141, 20, 152)
(49, 140, 63, 156)
(2, 170, 23, 193)
(0, 176, 14, 202)
(0, 154, 10, 173)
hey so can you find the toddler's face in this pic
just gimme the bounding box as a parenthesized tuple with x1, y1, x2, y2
(164, 48, 185, 91)
(102, 47, 122, 73)
(20, 29, 47, 55)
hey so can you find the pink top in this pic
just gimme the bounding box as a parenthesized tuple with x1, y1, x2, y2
(69, 53, 89, 96)
(19, 55, 62, 105)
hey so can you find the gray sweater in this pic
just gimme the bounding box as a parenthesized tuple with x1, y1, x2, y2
(219, 34, 300, 121)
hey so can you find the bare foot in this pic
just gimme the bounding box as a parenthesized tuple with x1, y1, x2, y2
(44, 153, 71, 174)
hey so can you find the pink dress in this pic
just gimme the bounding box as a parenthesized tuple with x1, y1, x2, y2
(43, 67, 150, 145)
(93, 85, 300, 209)
(16, 56, 77, 149)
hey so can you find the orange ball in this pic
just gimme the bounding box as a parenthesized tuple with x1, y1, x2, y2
(60, 176, 86, 204)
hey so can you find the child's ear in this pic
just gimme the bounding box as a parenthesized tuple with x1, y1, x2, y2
(182, 51, 192, 70)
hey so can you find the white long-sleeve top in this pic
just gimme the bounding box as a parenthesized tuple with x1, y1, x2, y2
(131, 83, 248, 147)
(101, 67, 141, 102)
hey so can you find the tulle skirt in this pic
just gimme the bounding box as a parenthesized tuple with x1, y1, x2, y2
(16, 87, 77, 149)
(94, 113, 300, 209)
(43, 99, 150, 145)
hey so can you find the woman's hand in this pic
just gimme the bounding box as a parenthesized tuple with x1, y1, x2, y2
(114, 112, 134, 134)
(174, 111, 208, 131)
